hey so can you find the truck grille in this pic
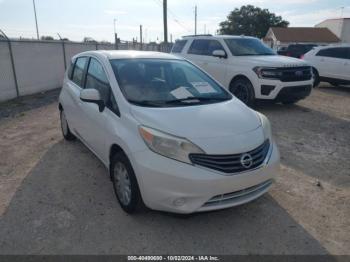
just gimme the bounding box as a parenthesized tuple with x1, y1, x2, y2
(279, 66, 312, 82)
(189, 140, 270, 174)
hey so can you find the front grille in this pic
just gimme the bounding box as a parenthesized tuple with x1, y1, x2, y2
(203, 179, 273, 207)
(189, 140, 270, 174)
(279, 66, 312, 82)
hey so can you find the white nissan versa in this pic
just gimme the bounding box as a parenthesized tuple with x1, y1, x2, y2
(59, 50, 280, 214)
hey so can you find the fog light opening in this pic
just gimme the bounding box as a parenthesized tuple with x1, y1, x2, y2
(173, 198, 186, 207)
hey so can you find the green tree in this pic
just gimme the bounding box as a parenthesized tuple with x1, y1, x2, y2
(218, 5, 289, 38)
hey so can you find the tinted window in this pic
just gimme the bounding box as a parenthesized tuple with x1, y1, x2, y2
(188, 40, 226, 56)
(67, 59, 75, 80)
(71, 57, 87, 87)
(224, 38, 275, 56)
(172, 40, 187, 53)
(86, 58, 110, 103)
(110, 59, 231, 107)
(316, 48, 349, 59)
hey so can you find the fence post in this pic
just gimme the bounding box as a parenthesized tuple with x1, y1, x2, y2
(7, 40, 19, 97)
(61, 40, 67, 70)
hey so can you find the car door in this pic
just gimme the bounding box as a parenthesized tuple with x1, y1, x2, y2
(315, 47, 348, 80)
(340, 47, 350, 81)
(185, 39, 227, 85)
(78, 57, 113, 164)
(64, 56, 88, 134)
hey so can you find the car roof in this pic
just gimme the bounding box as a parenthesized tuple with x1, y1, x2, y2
(313, 44, 350, 50)
(74, 50, 183, 60)
(181, 34, 257, 40)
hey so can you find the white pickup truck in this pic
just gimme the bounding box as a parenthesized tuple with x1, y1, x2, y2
(171, 34, 313, 106)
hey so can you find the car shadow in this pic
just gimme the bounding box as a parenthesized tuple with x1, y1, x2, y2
(0, 140, 329, 255)
(254, 101, 350, 188)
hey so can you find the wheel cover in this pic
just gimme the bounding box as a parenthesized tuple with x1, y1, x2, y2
(114, 162, 132, 206)
(232, 83, 249, 104)
(60, 111, 68, 136)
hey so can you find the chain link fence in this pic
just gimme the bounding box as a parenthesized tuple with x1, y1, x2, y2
(0, 39, 173, 102)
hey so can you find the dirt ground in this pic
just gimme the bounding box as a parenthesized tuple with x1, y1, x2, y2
(0, 85, 349, 255)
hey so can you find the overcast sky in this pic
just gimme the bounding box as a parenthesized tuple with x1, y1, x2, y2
(0, 0, 349, 42)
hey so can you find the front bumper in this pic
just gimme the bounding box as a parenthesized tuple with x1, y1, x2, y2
(254, 78, 313, 100)
(130, 141, 280, 214)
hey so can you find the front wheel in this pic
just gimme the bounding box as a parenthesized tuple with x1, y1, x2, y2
(110, 152, 142, 213)
(229, 78, 255, 107)
(312, 68, 320, 88)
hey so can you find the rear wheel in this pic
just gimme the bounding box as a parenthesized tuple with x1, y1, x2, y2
(329, 82, 339, 87)
(110, 152, 142, 213)
(60, 109, 76, 141)
(229, 78, 255, 107)
(312, 68, 320, 88)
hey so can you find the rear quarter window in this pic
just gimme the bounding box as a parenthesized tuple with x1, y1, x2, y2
(171, 40, 187, 53)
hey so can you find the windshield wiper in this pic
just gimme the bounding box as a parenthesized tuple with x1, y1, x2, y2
(164, 97, 229, 104)
(128, 100, 165, 107)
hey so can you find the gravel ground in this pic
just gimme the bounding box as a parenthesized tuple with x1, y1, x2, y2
(0, 84, 349, 255)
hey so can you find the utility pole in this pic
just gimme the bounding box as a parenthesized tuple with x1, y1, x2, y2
(114, 18, 118, 49)
(204, 24, 206, 34)
(194, 5, 197, 35)
(32, 0, 40, 40)
(163, 0, 168, 43)
(140, 25, 143, 49)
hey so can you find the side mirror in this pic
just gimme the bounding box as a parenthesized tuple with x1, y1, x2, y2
(212, 49, 227, 58)
(80, 89, 105, 112)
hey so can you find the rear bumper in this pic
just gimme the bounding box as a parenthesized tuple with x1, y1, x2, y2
(130, 141, 280, 214)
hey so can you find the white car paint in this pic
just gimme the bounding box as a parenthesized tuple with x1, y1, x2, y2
(303, 45, 350, 85)
(59, 50, 280, 214)
(172, 35, 314, 102)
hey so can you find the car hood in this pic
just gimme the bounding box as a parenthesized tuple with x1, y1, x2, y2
(235, 55, 309, 67)
(130, 99, 264, 154)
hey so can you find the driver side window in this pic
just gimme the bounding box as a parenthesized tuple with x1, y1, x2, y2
(86, 58, 119, 115)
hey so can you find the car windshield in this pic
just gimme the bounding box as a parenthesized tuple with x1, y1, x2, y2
(224, 38, 276, 56)
(109, 59, 231, 107)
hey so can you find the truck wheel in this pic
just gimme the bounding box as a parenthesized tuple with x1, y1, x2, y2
(229, 78, 255, 107)
(312, 68, 320, 88)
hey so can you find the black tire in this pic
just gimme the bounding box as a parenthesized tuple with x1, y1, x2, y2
(312, 68, 320, 88)
(110, 152, 142, 214)
(60, 109, 76, 141)
(229, 78, 255, 107)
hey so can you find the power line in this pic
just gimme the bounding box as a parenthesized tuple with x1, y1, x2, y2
(152, 0, 191, 33)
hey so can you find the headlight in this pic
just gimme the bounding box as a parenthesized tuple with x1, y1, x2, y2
(139, 126, 205, 164)
(253, 67, 282, 79)
(256, 112, 272, 140)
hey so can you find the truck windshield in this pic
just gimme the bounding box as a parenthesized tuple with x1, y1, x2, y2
(109, 59, 231, 107)
(224, 38, 276, 56)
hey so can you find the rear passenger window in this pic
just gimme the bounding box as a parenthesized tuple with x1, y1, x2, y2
(188, 40, 225, 56)
(85, 58, 110, 104)
(172, 40, 187, 53)
(316, 48, 348, 59)
(71, 57, 87, 87)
